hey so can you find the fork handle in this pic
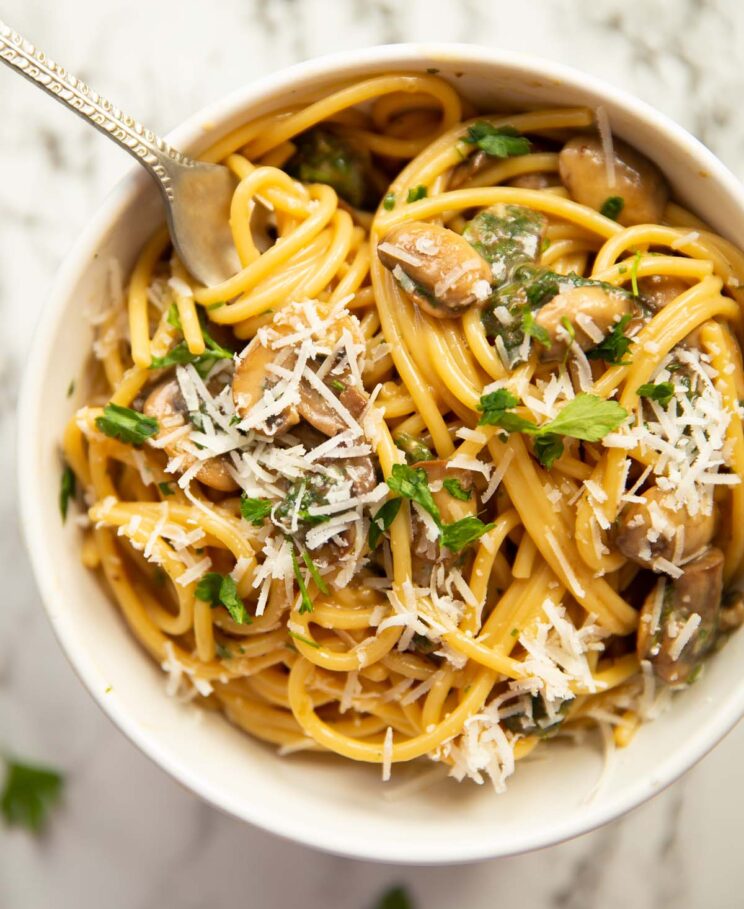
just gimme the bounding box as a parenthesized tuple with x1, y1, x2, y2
(0, 19, 193, 201)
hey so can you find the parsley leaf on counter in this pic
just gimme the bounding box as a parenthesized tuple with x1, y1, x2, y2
(374, 886, 414, 909)
(95, 403, 158, 446)
(1, 759, 64, 833)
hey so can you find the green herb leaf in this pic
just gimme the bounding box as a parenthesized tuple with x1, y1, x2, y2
(386, 464, 441, 523)
(167, 303, 182, 330)
(288, 128, 369, 209)
(59, 464, 76, 522)
(369, 498, 403, 549)
(406, 185, 428, 203)
(287, 630, 320, 649)
(157, 481, 175, 497)
(540, 394, 628, 442)
(383, 192, 396, 211)
(600, 196, 625, 220)
(533, 433, 564, 469)
(586, 313, 634, 365)
(630, 251, 642, 297)
(240, 495, 273, 526)
(95, 403, 158, 446)
(440, 516, 495, 553)
(195, 572, 250, 624)
(291, 548, 315, 614)
(300, 548, 330, 594)
(442, 478, 472, 501)
(206, 301, 225, 311)
(1, 760, 64, 833)
(637, 381, 675, 407)
(329, 379, 346, 393)
(522, 309, 551, 349)
(477, 389, 536, 433)
(463, 122, 530, 158)
(394, 432, 435, 464)
(374, 886, 414, 909)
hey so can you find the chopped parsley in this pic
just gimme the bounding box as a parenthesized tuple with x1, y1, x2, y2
(464, 206, 546, 284)
(462, 122, 530, 158)
(287, 128, 369, 209)
(406, 184, 428, 203)
(440, 515, 495, 553)
(600, 196, 624, 220)
(442, 477, 472, 501)
(522, 309, 551, 349)
(287, 630, 320, 649)
(95, 403, 158, 446)
(478, 391, 628, 469)
(206, 301, 225, 311)
(385, 465, 493, 552)
(586, 313, 634, 365)
(240, 495, 273, 526)
(386, 464, 440, 524)
(151, 306, 233, 378)
(369, 498, 403, 549)
(195, 572, 250, 624)
(382, 192, 396, 211)
(291, 548, 315, 614)
(637, 380, 675, 407)
(300, 547, 329, 595)
(630, 251, 642, 297)
(59, 464, 76, 522)
(1, 759, 64, 833)
(66, 379, 75, 398)
(395, 432, 435, 464)
(329, 379, 346, 393)
(158, 481, 175, 497)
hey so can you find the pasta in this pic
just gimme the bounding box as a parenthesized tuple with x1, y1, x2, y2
(62, 72, 744, 792)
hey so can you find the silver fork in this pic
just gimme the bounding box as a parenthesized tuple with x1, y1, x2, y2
(0, 19, 240, 287)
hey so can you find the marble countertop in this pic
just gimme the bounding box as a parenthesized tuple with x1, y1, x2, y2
(2, 0, 744, 905)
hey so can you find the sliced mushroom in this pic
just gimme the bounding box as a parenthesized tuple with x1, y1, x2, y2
(719, 590, 744, 634)
(233, 310, 368, 438)
(615, 486, 716, 567)
(144, 379, 238, 492)
(637, 547, 723, 684)
(535, 283, 636, 362)
(409, 460, 478, 563)
(232, 337, 300, 436)
(378, 221, 493, 318)
(559, 135, 669, 226)
(637, 275, 690, 312)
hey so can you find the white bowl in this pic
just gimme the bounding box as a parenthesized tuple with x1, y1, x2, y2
(18, 43, 744, 864)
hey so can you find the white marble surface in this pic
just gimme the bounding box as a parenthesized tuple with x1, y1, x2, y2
(2, 0, 744, 905)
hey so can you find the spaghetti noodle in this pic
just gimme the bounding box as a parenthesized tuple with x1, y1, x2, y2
(63, 73, 744, 791)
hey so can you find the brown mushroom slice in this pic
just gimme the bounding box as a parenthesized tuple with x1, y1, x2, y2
(232, 337, 300, 436)
(297, 359, 368, 437)
(378, 221, 493, 319)
(719, 590, 744, 634)
(143, 379, 238, 492)
(638, 548, 724, 684)
(615, 486, 716, 567)
(637, 275, 690, 312)
(535, 284, 637, 362)
(559, 135, 669, 226)
(409, 460, 479, 563)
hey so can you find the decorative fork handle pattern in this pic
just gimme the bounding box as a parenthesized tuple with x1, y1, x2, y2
(0, 19, 194, 200)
